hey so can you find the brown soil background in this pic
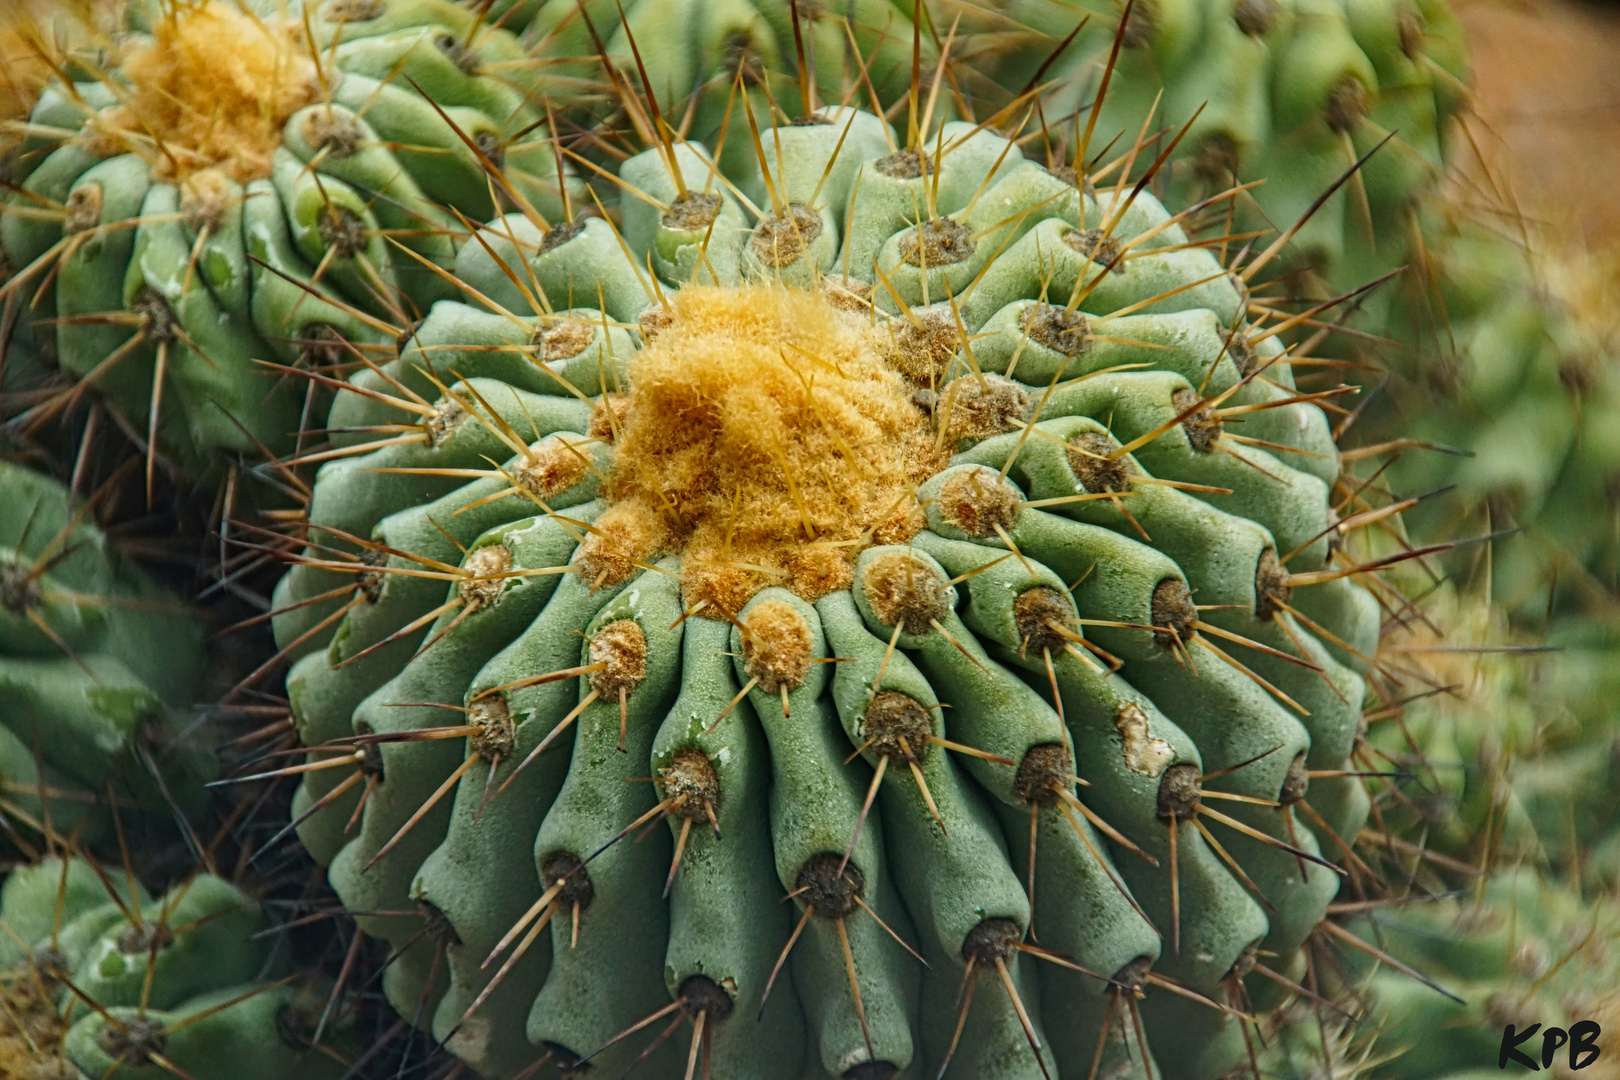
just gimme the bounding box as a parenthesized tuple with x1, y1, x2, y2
(1454, 0, 1620, 328)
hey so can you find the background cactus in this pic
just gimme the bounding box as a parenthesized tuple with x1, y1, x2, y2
(489, 0, 932, 177)
(1356, 872, 1620, 1080)
(956, 0, 1620, 624)
(1359, 578, 1620, 892)
(1379, 210, 1620, 622)
(0, 852, 357, 1080)
(0, 0, 578, 483)
(964, 0, 1470, 285)
(0, 460, 212, 842)
(1236, 870, 1619, 1080)
(221, 20, 1467, 1064)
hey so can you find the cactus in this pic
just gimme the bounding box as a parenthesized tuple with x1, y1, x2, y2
(1238, 871, 1618, 1080)
(488, 0, 931, 177)
(967, 0, 1469, 287)
(1374, 210, 1620, 623)
(222, 18, 1464, 1065)
(964, 0, 1620, 621)
(1353, 872, 1620, 1080)
(0, 853, 355, 1080)
(1362, 579, 1620, 891)
(0, 460, 212, 840)
(0, 0, 579, 481)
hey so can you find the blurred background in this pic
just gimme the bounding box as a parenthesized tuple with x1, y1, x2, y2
(1456, 0, 1619, 335)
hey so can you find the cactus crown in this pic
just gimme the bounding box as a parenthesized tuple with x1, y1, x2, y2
(589, 284, 938, 612)
(1, 0, 580, 473)
(103, 3, 319, 182)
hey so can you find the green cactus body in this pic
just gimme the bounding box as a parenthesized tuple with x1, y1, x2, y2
(957, 0, 1620, 622)
(0, 857, 355, 1080)
(0, 463, 211, 836)
(491, 0, 929, 178)
(0, 0, 580, 476)
(1373, 213, 1620, 621)
(1349, 874, 1620, 1080)
(973, 0, 1466, 281)
(258, 90, 1404, 1080)
(1363, 584, 1620, 892)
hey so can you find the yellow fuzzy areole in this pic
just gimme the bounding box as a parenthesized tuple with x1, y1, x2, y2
(1, 0, 102, 127)
(579, 284, 944, 615)
(99, 1, 319, 182)
(0, 966, 69, 1079)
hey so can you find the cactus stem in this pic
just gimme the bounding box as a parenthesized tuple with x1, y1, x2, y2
(998, 953, 1053, 1078)
(1055, 794, 1159, 930)
(496, 689, 600, 795)
(360, 752, 478, 873)
(838, 753, 887, 877)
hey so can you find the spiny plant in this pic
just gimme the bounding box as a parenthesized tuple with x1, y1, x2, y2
(1349, 871, 1620, 1080)
(958, 0, 1620, 890)
(1, 2, 100, 127)
(1495, 659, 1620, 889)
(490, 0, 933, 177)
(1375, 206, 1620, 624)
(1222, 873, 1618, 1080)
(959, 0, 1620, 625)
(1363, 578, 1620, 891)
(0, 0, 578, 488)
(219, 15, 1476, 1079)
(1353, 584, 1541, 874)
(0, 840, 359, 1079)
(959, 0, 1470, 292)
(0, 459, 213, 846)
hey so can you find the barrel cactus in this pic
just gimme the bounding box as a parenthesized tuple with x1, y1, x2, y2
(0, 0, 577, 479)
(1247, 870, 1619, 1080)
(1371, 581, 1620, 889)
(232, 16, 1447, 1063)
(493, 0, 931, 179)
(967, 0, 1470, 287)
(1352, 872, 1620, 1080)
(0, 854, 352, 1080)
(0, 460, 212, 839)
(966, 0, 1619, 620)
(1378, 211, 1620, 622)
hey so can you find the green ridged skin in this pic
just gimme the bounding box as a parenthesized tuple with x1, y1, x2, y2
(486, 0, 1613, 625)
(964, 0, 1619, 620)
(1366, 584, 1620, 890)
(971, 0, 1468, 281)
(0, 856, 355, 1080)
(487, 0, 930, 177)
(1352, 873, 1620, 1080)
(1231, 869, 1619, 1080)
(0, 462, 211, 838)
(1373, 214, 1620, 622)
(1, 0, 579, 477)
(265, 97, 1394, 1080)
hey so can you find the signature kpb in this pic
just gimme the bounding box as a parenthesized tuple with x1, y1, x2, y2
(1499, 1022, 1603, 1071)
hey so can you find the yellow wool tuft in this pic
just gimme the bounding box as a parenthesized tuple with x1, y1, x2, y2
(98, 1, 319, 182)
(0, 1, 104, 127)
(0, 968, 69, 1077)
(593, 284, 943, 615)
